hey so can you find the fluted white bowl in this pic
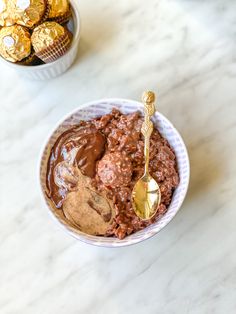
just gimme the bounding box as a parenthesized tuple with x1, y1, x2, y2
(0, 0, 80, 80)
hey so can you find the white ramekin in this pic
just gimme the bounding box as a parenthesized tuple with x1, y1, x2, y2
(0, 0, 80, 80)
(39, 99, 190, 247)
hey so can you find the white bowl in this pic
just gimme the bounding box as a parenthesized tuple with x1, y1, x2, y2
(39, 98, 190, 247)
(0, 0, 80, 80)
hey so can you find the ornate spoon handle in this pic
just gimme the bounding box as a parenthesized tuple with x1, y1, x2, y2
(141, 91, 156, 175)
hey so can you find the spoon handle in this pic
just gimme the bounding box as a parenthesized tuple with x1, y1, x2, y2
(141, 91, 156, 175)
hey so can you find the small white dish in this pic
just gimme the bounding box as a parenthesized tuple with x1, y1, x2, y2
(0, 0, 81, 80)
(39, 98, 190, 247)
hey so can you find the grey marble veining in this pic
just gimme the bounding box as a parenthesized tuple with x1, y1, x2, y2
(0, 0, 236, 313)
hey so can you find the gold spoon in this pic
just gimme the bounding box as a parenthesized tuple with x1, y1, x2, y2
(131, 91, 161, 220)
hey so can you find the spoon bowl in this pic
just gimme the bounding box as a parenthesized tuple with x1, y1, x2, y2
(132, 173, 161, 220)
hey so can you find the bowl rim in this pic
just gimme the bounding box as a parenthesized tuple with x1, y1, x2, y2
(0, 0, 81, 70)
(38, 98, 190, 247)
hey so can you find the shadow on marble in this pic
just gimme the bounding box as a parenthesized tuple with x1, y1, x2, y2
(186, 143, 222, 202)
(73, 9, 119, 66)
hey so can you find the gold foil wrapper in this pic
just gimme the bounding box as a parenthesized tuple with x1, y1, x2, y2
(36, 30, 71, 63)
(37, 0, 50, 24)
(31, 21, 65, 52)
(48, 0, 69, 19)
(11, 0, 46, 28)
(0, 0, 15, 26)
(0, 25, 31, 62)
(52, 7, 71, 24)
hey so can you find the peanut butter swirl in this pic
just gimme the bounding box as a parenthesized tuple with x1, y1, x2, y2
(46, 125, 106, 208)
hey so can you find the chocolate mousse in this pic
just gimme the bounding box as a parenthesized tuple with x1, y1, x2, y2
(46, 109, 179, 239)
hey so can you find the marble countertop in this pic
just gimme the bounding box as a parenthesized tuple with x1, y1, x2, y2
(1, 0, 236, 313)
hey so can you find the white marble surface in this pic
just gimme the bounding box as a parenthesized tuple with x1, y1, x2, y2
(0, 0, 236, 313)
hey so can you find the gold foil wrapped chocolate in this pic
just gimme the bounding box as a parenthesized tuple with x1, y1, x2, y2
(31, 21, 65, 51)
(0, 25, 31, 62)
(0, 0, 14, 26)
(31, 21, 71, 63)
(11, 0, 46, 28)
(48, 0, 69, 19)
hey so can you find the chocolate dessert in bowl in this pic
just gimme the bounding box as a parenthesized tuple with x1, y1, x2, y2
(39, 96, 190, 247)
